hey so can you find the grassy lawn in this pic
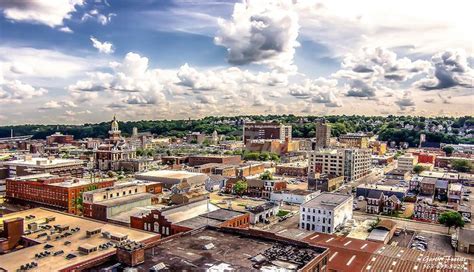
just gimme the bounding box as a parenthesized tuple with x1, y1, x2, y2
(277, 210, 290, 217)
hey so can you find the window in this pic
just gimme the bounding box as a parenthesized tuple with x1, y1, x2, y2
(322, 226, 326, 232)
(302, 207, 305, 212)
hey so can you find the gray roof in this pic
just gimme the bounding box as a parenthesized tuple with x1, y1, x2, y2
(458, 228, 474, 245)
(174, 216, 222, 229)
(367, 190, 384, 199)
(201, 209, 244, 221)
(302, 193, 352, 210)
(421, 177, 437, 185)
(435, 179, 448, 189)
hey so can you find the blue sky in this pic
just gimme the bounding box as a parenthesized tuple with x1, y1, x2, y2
(0, 0, 473, 124)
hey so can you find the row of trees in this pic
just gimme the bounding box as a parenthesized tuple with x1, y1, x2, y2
(1, 115, 472, 146)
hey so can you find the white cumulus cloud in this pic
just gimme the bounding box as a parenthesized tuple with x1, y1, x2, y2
(90, 36, 114, 54)
(0, 0, 84, 28)
(215, 0, 300, 72)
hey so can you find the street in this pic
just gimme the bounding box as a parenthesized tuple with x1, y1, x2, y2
(353, 211, 451, 234)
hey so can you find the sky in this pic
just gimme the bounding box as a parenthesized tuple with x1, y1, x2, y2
(0, 0, 473, 125)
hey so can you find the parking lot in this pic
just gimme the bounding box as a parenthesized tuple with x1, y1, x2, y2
(402, 231, 454, 256)
(389, 229, 415, 247)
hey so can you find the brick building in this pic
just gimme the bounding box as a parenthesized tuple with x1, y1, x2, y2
(6, 173, 114, 214)
(275, 161, 308, 177)
(339, 133, 369, 148)
(94, 115, 137, 171)
(46, 132, 74, 145)
(413, 201, 450, 223)
(188, 155, 241, 166)
(420, 177, 437, 195)
(243, 122, 292, 144)
(82, 181, 162, 221)
(130, 199, 249, 237)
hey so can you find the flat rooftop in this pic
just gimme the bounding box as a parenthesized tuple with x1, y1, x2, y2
(49, 178, 114, 188)
(108, 204, 166, 224)
(277, 161, 308, 168)
(420, 171, 445, 179)
(304, 232, 472, 272)
(132, 227, 327, 271)
(3, 157, 83, 167)
(97, 193, 155, 207)
(302, 192, 352, 209)
(357, 183, 408, 193)
(161, 200, 220, 223)
(0, 208, 158, 272)
(135, 170, 205, 179)
(273, 189, 316, 196)
(6, 173, 54, 180)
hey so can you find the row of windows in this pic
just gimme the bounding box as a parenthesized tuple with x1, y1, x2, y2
(97, 188, 139, 201)
(302, 208, 332, 215)
(301, 223, 332, 233)
(302, 215, 331, 224)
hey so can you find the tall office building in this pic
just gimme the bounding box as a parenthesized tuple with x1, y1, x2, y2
(315, 120, 331, 148)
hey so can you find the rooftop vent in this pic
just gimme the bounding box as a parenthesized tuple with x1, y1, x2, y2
(203, 243, 215, 250)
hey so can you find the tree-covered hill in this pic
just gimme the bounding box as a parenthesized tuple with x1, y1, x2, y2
(0, 115, 473, 147)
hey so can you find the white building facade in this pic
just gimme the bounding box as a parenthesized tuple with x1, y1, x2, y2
(300, 193, 353, 234)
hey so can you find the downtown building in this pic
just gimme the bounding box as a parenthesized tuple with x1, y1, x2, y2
(94, 116, 137, 171)
(300, 192, 353, 234)
(5, 173, 115, 214)
(314, 120, 331, 148)
(242, 122, 292, 144)
(308, 148, 371, 182)
(1, 156, 84, 178)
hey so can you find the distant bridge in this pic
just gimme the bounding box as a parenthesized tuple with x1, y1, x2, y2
(0, 135, 33, 143)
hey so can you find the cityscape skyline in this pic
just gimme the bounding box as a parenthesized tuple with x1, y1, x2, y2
(0, 0, 473, 125)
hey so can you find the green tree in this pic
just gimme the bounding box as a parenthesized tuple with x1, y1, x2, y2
(243, 152, 260, 161)
(443, 146, 455, 156)
(413, 165, 425, 174)
(452, 159, 472, 173)
(260, 171, 273, 180)
(438, 211, 465, 233)
(233, 180, 248, 195)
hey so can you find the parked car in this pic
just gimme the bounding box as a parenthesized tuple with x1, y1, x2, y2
(463, 217, 471, 223)
(413, 241, 428, 247)
(414, 235, 427, 241)
(358, 196, 365, 201)
(394, 229, 402, 236)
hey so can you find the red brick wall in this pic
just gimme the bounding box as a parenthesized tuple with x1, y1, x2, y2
(189, 155, 241, 166)
(6, 178, 113, 215)
(218, 213, 250, 229)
